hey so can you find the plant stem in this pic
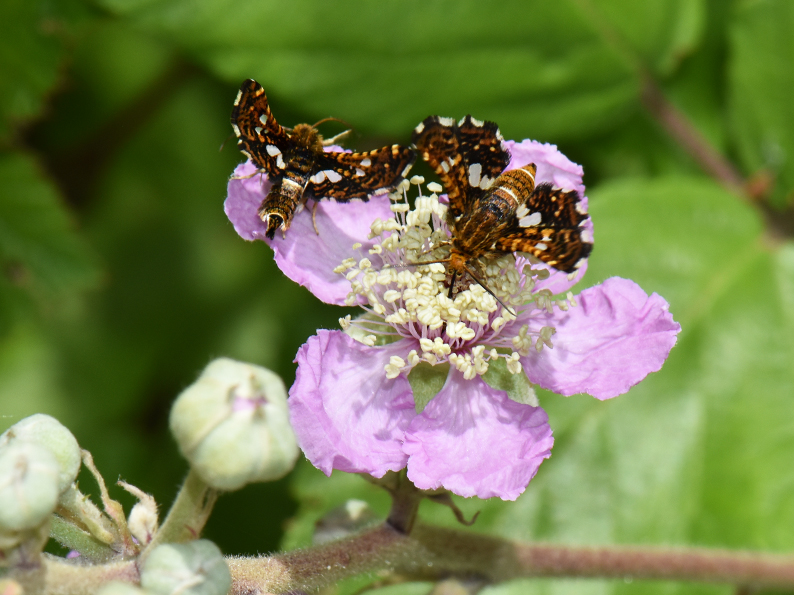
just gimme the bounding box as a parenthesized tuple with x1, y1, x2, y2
(8, 522, 794, 593)
(640, 77, 746, 196)
(226, 524, 414, 595)
(385, 473, 424, 535)
(227, 523, 794, 594)
(140, 469, 218, 562)
(410, 524, 794, 587)
(11, 556, 138, 595)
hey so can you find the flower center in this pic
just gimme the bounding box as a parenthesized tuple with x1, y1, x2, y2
(335, 177, 575, 380)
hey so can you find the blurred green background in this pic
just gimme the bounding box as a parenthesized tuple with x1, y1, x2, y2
(2, 0, 794, 593)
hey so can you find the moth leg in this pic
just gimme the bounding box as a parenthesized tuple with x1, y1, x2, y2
(321, 129, 352, 146)
(230, 169, 264, 181)
(312, 201, 320, 235)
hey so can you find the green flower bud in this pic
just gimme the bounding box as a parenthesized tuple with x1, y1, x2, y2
(141, 540, 231, 595)
(0, 414, 81, 494)
(0, 442, 60, 531)
(170, 358, 299, 490)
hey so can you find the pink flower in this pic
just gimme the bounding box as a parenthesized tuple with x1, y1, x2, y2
(226, 139, 681, 501)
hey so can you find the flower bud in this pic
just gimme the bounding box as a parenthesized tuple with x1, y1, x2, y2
(141, 540, 231, 595)
(128, 501, 158, 546)
(0, 442, 60, 531)
(170, 358, 299, 490)
(0, 414, 81, 494)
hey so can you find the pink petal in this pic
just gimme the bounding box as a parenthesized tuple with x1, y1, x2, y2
(224, 161, 272, 241)
(289, 330, 416, 477)
(403, 371, 554, 500)
(522, 277, 681, 400)
(505, 139, 586, 207)
(224, 155, 394, 305)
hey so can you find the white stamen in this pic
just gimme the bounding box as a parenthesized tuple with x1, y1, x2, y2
(336, 188, 565, 382)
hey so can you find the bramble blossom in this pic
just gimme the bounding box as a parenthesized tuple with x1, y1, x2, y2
(225, 140, 681, 500)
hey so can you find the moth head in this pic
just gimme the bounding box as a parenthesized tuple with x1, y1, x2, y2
(291, 123, 324, 153)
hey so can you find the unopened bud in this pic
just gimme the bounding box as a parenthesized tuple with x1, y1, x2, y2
(170, 358, 299, 490)
(141, 540, 231, 595)
(0, 442, 60, 531)
(128, 501, 158, 546)
(0, 414, 81, 494)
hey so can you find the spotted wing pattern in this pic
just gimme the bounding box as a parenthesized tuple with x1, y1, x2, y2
(412, 115, 510, 222)
(231, 79, 291, 177)
(310, 145, 416, 201)
(495, 182, 592, 273)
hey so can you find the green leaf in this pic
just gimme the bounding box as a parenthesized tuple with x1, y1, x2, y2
(0, 0, 68, 141)
(585, 0, 706, 75)
(482, 356, 538, 406)
(94, 0, 707, 142)
(407, 362, 449, 413)
(728, 0, 794, 205)
(0, 152, 99, 306)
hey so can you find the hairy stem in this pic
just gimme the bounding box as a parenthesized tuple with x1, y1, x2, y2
(7, 522, 794, 593)
(139, 469, 218, 563)
(11, 556, 138, 595)
(385, 473, 424, 535)
(226, 523, 794, 594)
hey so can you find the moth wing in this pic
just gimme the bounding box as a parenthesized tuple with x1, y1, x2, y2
(308, 145, 416, 201)
(231, 79, 292, 177)
(412, 115, 509, 221)
(495, 184, 593, 273)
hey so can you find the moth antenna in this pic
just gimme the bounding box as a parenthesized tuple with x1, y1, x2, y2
(462, 264, 516, 317)
(312, 116, 352, 129)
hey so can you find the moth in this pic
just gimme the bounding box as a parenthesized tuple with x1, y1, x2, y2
(412, 115, 593, 293)
(231, 79, 416, 239)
